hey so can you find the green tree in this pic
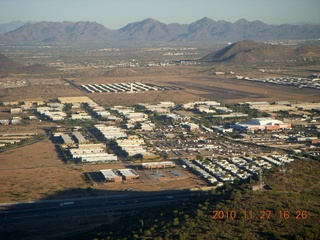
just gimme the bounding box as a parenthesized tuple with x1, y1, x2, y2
(173, 217, 180, 226)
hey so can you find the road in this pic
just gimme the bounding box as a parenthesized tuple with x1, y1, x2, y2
(0, 191, 197, 222)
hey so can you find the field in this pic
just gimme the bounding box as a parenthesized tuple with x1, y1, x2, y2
(1, 65, 319, 105)
(0, 136, 204, 203)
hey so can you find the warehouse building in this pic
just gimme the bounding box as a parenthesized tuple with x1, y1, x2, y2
(116, 137, 148, 156)
(72, 131, 89, 144)
(58, 96, 94, 104)
(69, 143, 117, 163)
(60, 134, 74, 146)
(94, 124, 127, 139)
(141, 161, 176, 169)
(100, 169, 122, 182)
(233, 118, 291, 131)
(118, 168, 139, 181)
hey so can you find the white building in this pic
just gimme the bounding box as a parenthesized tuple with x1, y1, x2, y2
(69, 144, 117, 163)
(95, 124, 127, 139)
(233, 118, 291, 131)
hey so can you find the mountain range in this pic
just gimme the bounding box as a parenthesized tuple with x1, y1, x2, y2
(0, 17, 320, 46)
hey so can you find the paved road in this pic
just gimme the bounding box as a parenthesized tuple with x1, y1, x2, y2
(0, 192, 196, 222)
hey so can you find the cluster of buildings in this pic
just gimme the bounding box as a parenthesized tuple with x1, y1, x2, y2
(111, 105, 148, 124)
(36, 97, 95, 121)
(236, 75, 320, 90)
(37, 103, 67, 121)
(0, 117, 22, 125)
(241, 101, 320, 113)
(181, 101, 247, 118)
(0, 132, 37, 147)
(138, 101, 175, 114)
(181, 154, 295, 185)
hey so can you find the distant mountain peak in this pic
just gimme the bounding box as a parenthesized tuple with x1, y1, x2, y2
(234, 18, 250, 24)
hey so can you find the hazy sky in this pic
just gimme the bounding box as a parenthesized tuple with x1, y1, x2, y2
(1, 0, 320, 29)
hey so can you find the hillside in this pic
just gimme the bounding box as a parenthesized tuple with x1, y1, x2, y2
(0, 18, 319, 46)
(66, 159, 320, 240)
(201, 39, 320, 64)
(0, 53, 59, 74)
(0, 53, 24, 69)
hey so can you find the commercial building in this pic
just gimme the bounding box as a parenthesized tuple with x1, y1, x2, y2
(58, 96, 94, 104)
(10, 108, 22, 114)
(94, 124, 127, 139)
(69, 143, 117, 163)
(73, 131, 89, 144)
(116, 137, 147, 156)
(141, 161, 176, 169)
(60, 134, 74, 146)
(100, 168, 139, 182)
(183, 101, 220, 109)
(233, 118, 291, 131)
(100, 169, 122, 182)
(118, 168, 139, 181)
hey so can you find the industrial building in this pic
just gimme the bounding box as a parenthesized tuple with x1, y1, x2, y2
(100, 168, 139, 182)
(58, 96, 94, 104)
(94, 124, 127, 139)
(233, 118, 291, 131)
(183, 101, 220, 109)
(60, 134, 74, 146)
(138, 102, 175, 113)
(72, 131, 89, 144)
(118, 168, 139, 181)
(99, 169, 122, 182)
(141, 161, 176, 169)
(116, 137, 147, 156)
(69, 143, 117, 163)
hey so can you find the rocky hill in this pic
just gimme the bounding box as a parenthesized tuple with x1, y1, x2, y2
(201, 39, 320, 63)
(0, 53, 23, 69)
(0, 18, 319, 46)
(0, 53, 58, 74)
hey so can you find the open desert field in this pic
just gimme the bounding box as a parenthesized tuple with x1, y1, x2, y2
(82, 75, 320, 106)
(2, 65, 320, 105)
(0, 136, 204, 203)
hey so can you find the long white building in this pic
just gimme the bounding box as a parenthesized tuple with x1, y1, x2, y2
(95, 124, 127, 139)
(233, 118, 291, 131)
(69, 143, 117, 163)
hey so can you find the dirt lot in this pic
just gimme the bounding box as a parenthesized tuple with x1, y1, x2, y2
(0, 136, 204, 203)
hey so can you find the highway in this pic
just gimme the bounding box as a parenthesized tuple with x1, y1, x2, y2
(0, 191, 196, 222)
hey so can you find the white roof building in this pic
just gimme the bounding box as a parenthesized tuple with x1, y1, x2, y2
(69, 143, 117, 163)
(233, 118, 290, 131)
(94, 124, 127, 139)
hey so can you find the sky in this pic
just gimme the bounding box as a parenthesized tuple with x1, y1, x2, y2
(1, 0, 320, 29)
